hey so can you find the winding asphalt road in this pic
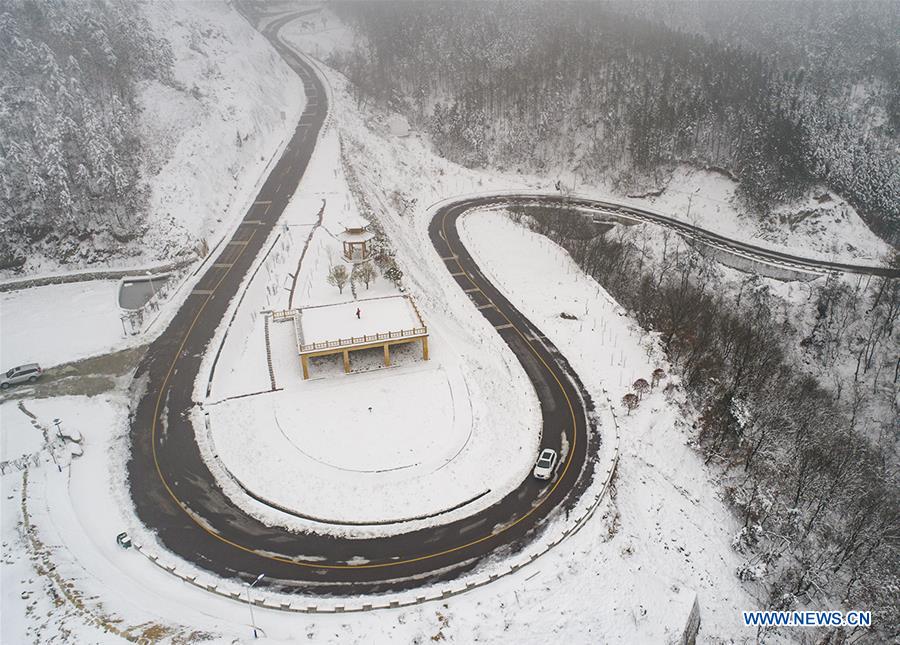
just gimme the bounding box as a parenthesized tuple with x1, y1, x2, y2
(127, 7, 596, 595)
(126, 7, 898, 597)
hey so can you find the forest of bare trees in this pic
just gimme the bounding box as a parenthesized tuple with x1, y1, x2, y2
(518, 204, 899, 641)
(330, 1, 899, 246)
(0, 0, 173, 269)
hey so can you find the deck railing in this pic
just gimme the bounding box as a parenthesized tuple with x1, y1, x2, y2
(299, 326, 427, 353)
(271, 309, 297, 322)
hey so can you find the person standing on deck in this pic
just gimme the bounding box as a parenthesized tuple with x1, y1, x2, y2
(356, 307, 361, 319)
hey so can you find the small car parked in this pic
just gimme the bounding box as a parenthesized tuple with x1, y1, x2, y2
(532, 448, 558, 480)
(1, 363, 43, 389)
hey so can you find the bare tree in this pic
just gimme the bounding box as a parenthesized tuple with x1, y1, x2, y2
(326, 264, 349, 294)
(353, 262, 377, 290)
(651, 368, 666, 389)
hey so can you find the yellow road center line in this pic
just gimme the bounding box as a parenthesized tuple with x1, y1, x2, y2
(149, 195, 582, 573)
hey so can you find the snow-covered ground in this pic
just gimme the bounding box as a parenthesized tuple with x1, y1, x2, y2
(298, 295, 422, 346)
(0, 401, 44, 465)
(199, 123, 541, 536)
(0, 280, 126, 369)
(137, 0, 306, 262)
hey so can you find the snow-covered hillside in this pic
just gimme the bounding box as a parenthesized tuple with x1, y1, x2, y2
(1, 0, 305, 278)
(137, 0, 306, 263)
(619, 166, 895, 265)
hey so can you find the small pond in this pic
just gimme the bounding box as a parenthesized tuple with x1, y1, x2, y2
(118, 274, 170, 310)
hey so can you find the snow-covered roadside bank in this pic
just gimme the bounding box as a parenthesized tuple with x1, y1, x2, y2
(138, 0, 306, 263)
(0, 395, 225, 643)
(5, 1, 307, 279)
(610, 166, 895, 266)
(459, 209, 770, 642)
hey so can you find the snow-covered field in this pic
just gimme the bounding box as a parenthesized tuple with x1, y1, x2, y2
(198, 122, 541, 536)
(0, 401, 44, 464)
(0, 280, 125, 368)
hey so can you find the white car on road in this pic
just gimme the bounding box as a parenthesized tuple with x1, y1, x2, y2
(532, 448, 558, 480)
(1, 363, 43, 389)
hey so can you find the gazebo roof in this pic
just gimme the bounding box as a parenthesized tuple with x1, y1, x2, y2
(338, 228, 375, 243)
(340, 215, 369, 230)
(338, 216, 375, 243)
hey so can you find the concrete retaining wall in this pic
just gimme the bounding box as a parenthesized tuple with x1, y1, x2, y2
(688, 239, 823, 282)
(0, 258, 195, 293)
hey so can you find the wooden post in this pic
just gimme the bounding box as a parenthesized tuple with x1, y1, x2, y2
(422, 336, 429, 360)
(301, 354, 309, 380)
(343, 350, 351, 373)
(383, 343, 391, 367)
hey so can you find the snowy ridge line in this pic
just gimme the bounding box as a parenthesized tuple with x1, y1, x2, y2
(0, 258, 194, 293)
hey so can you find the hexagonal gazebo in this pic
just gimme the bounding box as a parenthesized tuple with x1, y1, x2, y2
(338, 217, 375, 263)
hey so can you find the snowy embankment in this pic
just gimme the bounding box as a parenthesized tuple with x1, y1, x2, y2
(586, 165, 894, 266)
(138, 0, 306, 262)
